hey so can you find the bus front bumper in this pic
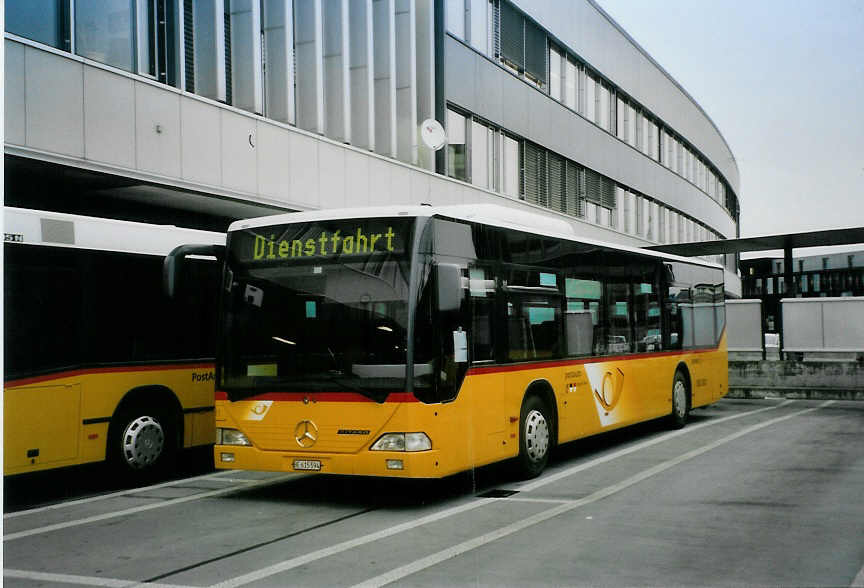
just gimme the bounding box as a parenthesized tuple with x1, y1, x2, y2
(214, 444, 445, 478)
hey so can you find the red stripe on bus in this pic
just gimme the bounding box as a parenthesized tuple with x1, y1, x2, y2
(6, 363, 216, 388)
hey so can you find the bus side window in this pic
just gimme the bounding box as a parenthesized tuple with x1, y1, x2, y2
(4, 245, 83, 377)
(565, 277, 601, 357)
(505, 295, 561, 360)
(607, 282, 632, 354)
(468, 266, 495, 362)
(666, 286, 691, 349)
(634, 281, 661, 352)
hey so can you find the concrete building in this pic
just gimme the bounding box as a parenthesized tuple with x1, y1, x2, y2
(4, 0, 742, 293)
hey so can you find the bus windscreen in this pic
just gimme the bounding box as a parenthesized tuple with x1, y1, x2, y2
(219, 218, 415, 401)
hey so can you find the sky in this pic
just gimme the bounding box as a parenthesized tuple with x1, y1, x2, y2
(596, 0, 864, 258)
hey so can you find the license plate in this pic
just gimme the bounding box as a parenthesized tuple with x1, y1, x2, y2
(293, 459, 322, 471)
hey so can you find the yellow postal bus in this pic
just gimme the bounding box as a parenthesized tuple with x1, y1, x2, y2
(168, 204, 727, 479)
(4, 208, 223, 479)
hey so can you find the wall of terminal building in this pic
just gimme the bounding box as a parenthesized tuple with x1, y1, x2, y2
(4, 0, 740, 291)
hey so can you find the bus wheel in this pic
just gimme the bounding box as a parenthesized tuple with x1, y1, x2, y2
(109, 406, 175, 479)
(670, 370, 690, 429)
(516, 395, 551, 479)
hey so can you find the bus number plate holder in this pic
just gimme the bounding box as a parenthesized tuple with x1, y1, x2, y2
(293, 459, 322, 471)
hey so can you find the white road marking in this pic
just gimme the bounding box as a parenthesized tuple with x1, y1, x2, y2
(3, 474, 296, 541)
(3, 568, 197, 588)
(516, 400, 794, 492)
(212, 400, 795, 588)
(851, 561, 864, 587)
(3, 471, 281, 520)
(352, 401, 834, 588)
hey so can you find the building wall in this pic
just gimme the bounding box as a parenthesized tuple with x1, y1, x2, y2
(5, 0, 742, 292)
(514, 0, 739, 194)
(444, 38, 736, 240)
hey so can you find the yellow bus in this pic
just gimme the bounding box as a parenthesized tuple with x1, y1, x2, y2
(168, 204, 727, 479)
(4, 207, 223, 480)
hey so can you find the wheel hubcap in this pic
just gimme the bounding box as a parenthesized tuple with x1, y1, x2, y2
(122, 416, 165, 469)
(673, 380, 687, 418)
(524, 409, 550, 462)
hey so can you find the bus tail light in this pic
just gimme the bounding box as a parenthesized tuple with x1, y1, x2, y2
(370, 432, 432, 452)
(217, 428, 252, 446)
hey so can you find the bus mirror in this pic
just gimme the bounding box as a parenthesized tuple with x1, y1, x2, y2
(435, 263, 463, 313)
(163, 244, 225, 298)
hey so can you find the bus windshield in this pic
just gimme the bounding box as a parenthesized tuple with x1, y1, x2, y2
(219, 218, 415, 402)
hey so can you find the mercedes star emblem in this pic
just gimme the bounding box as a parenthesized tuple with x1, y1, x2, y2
(294, 420, 319, 448)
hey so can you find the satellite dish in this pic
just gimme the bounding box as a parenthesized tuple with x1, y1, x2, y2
(420, 119, 447, 151)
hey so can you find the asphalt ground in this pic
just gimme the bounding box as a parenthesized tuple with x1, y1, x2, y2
(3, 398, 863, 587)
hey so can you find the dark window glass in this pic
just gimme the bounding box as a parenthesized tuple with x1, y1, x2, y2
(221, 219, 415, 400)
(503, 230, 544, 265)
(3, 244, 218, 380)
(500, 1, 523, 69)
(6, 0, 68, 49)
(76, 0, 135, 72)
(4, 244, 83, 378)
(468, 265, 496, 362)
(505, 292, 561, 361)
(524, 18, 546, 84)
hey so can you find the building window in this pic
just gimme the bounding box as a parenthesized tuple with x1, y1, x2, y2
(6, 0, 69, 49)
(470, 120, 491, 189)
(137, 0, 178, 86)
(523, 141, 547, 207)
(446, 0, 466, 39)
(564, 57, 577, 110)
(598, 82, 612, 131)
(499, 0, 523, 72)
(583, 70, 597, 122)
(446, 108, 467, 181)
(549, 45, 563, 101)
(502, 134, 521, 199)
(499, 2, 546, 88)
(76, 0, 136, 72)
(626, 103, 636, 147)
(523, 18, 546, 87)
(470, 0, 490, 54)
(548, 152, 565, 213)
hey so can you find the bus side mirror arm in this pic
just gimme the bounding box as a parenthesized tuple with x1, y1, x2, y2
(163, 244, 225, 298)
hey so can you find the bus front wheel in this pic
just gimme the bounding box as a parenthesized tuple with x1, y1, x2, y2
(670, 370, 690, 429)
(108, 405, 176, 480)
(516, 395, 551, 479)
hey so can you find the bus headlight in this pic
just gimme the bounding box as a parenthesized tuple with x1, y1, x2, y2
(217, 428, 252, 446)
(370, 432, 432, 452)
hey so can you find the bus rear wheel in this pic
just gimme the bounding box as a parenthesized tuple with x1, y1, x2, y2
(109, 405, 176, 480)
(516, 395, 551, 479)
(669, 370, 690, 429)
